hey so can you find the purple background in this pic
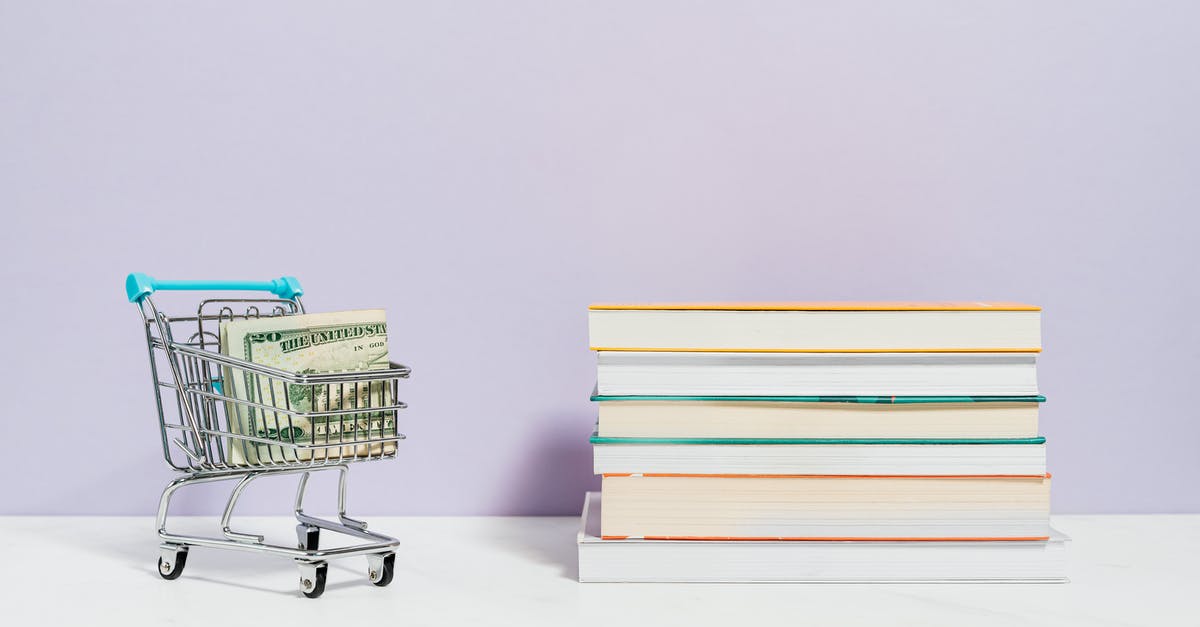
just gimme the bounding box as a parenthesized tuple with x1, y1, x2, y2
(2, 2, 1197, 515)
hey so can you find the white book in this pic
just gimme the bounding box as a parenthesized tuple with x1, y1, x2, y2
(577, 493, 1068, 583)
(594, 398, 1041, 439)
(596, 351, 1039, 396)
(588, 303, 1042, 352)
(592, 441, 1047, 476)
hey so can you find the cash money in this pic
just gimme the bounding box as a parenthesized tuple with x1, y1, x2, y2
(219, 309, 398, 466)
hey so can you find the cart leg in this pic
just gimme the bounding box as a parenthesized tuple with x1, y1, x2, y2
(220, 472, 266, 543)
(293, 470, 313, 519)
(157, 474, 195, 537)
(336, 465, 368, 530)
(296, 523, 320, 551)
(294, 465, 367, 531)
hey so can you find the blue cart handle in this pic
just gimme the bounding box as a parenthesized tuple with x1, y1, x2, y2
(126, 273, 303, 303)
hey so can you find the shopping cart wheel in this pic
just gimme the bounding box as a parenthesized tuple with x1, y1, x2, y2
(157, 545, 188, 580)
(368, 552, 395, 587)
(298, 562, 327, 599)
(296, 524, 320, 551)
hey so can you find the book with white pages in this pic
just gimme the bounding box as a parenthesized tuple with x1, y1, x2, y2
(588, 302, 1042, 352)
(577, 492, 1068, 583)
(595, 351, 1039, 396)
(599, 474, 1051, 540)
(592, 394, 1044, 439)
(591, 435, 1048, 476)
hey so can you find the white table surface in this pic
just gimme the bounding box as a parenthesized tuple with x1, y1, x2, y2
(2, 514, 1197, 626)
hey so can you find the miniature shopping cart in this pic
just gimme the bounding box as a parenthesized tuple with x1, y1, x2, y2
(126, 273, 410, 598)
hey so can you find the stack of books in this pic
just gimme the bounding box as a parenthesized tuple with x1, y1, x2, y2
(577, 302, 1067, 583)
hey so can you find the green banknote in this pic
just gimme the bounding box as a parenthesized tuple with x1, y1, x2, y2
(218, 309, 396, 466)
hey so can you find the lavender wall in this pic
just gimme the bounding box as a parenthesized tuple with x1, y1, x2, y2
(2, 1, 1197, 515)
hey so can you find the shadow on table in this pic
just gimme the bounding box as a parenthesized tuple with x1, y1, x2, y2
(39, 471, 366, 597)
(53, 521, 322, 596)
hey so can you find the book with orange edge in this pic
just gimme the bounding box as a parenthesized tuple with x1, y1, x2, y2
(577, 492, 1069, 583)
(599, 473, 1052, 541)
(588, 301, 1042, 352)
(601, 472, 1052, 478)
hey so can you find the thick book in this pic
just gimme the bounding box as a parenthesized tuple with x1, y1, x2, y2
(592, 395, 1044, 439)
(577, 493, 1068, 583)
(589, 302, 1041, 352)
(592, 435, 1048, 475)
(595, 351, 1039, 396)
(601, 474, 1051, 540)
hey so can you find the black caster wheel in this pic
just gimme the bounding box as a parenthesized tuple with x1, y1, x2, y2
(370, 552, 395, 587)
(158, 547, 188, 580)
(300, 562, 328, 599)
(297, 524, 320, 551)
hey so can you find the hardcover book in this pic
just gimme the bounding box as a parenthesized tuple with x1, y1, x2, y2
(591, 434, 1048, 475)
(578, 493, 1068, 583)
(595, 351, 1039, 396)
(592, 394, 1045, 439)
(589, 302, 1041, 352)
(600, 474, 1052, 540)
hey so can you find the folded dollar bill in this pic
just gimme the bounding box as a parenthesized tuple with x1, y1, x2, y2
(219, 309, 397, 466)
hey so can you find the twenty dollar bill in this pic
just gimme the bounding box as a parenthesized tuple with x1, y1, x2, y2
(219, 309, 397, 466)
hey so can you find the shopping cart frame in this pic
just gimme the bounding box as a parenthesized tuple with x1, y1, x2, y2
(127, 273, 409, 598)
